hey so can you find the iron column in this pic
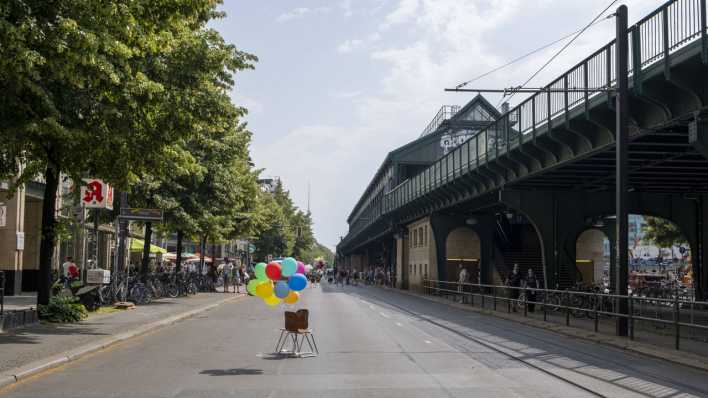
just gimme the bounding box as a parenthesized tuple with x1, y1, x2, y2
(615, 4, 629, 337)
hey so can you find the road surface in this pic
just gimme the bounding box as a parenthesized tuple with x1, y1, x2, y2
(2, 283, 708, 397)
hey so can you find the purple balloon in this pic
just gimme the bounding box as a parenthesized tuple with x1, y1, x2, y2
(296, 261, 306, 274)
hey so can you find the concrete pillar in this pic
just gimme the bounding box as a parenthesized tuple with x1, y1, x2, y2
(0, 187, 26, 295)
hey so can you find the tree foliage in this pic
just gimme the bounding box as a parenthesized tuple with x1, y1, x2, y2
(642, 216, 687, 249)
(0, 0, 257, 304)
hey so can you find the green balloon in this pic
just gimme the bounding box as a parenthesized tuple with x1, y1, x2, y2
(254, 262, 267, 280)
(247, 279, 261, 296)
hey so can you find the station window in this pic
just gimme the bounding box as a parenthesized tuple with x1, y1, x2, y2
(424, 227, 428, 246)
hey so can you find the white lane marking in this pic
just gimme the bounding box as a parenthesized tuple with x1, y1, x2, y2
(395, 322, 403, 327)
(379, 312, 390, 318)
(424, 340, 432, 344)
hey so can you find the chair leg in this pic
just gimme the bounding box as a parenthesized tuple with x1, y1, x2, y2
(304, 334, 315, 354)
(309, 333, 319, 354)
(274, 330, 285, 353)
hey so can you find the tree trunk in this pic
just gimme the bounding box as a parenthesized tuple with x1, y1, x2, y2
(176, 230, 183, 272)
(37, 162, 60, 306)
(199, 234, 207, 274)
(141, 222, 152, 279)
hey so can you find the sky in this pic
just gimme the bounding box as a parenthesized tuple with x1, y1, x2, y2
(211, 0, 665, 250)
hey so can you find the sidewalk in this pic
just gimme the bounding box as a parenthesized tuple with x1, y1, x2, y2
(0, 292, 245, 386)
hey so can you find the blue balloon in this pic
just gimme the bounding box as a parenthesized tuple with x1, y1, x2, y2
(281, 257, 297, 277)
(274, 281, 290, 299)
(288, 274, 307, 291)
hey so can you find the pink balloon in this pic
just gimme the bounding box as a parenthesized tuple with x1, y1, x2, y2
(296, 261, 306, 274)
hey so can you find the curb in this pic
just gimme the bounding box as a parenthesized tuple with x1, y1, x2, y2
(0, 294, 246, 389)
(377, 286, 708, 373)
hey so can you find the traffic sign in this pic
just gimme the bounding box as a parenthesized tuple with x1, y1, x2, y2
(248, 243, 256, 254)
(119, 208, 163, 221)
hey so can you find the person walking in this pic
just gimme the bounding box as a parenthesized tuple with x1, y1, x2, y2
(222, 258, 233, 293)
(457, 264, 468, 302)
(505, 263, 523, 311)
(233, 265, 242, 294)
(525, 268, 539, 312)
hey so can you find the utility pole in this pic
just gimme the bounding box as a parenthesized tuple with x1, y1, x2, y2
(117, 192, 129, 301)
(615, 4, 629, 337)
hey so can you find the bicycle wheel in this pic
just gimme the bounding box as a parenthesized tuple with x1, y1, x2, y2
(166, 283, 179, 298)
(187, 282, 198, 295)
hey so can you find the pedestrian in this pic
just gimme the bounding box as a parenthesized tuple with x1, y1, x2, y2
(233, 265, 242, 294)
(62, 256, 77, 287)
(505, 263, 522, 311)
(457, 263, 468, 302)
(525, 268, 539, 312)
(222, 258, 233, 293)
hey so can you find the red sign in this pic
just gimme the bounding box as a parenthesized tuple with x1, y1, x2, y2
(80, 179, 113, 210)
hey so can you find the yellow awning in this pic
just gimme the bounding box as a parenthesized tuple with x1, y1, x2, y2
(130, 239, 167, 254)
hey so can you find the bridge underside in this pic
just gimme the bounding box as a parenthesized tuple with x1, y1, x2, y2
(339, 33, 708, 299)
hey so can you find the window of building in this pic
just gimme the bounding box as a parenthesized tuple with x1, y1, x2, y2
(418, 227, 423, 246)
(413, 229, 418, 247)
(424, 227, 428, 246)
(424, 264, 428, 276)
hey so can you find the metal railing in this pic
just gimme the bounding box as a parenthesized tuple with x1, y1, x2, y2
(420, 105, 462, 137)
(0, 271, 5, 315)
(340, 0, 708, 250)
(422, 279, 708, 350)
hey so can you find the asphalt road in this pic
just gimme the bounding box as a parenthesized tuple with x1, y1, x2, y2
(3, 284, 708, 398)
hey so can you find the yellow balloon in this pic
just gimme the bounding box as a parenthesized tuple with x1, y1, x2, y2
(255, 281, 273, 299)
(283, 291, 299, 304)
(263, 295, 281, 306)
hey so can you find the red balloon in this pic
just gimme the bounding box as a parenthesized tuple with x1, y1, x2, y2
(265, 262, 282, 280)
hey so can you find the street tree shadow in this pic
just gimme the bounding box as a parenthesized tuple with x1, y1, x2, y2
(200, 368, 263, 376)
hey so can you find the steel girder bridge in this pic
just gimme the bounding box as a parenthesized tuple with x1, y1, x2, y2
(338, 0, 708, 298)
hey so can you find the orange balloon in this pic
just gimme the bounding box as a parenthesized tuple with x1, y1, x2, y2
(284, 291, 299, 304)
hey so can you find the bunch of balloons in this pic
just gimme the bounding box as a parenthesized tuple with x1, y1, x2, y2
(247, 257, 308, 306)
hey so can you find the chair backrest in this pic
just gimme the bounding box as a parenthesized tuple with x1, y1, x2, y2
(284, 311, 299, 332)
(296, 309, 309, 329)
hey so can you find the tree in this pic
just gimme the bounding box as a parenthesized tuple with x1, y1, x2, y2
(0, 1, 256, 304)
(642, 216, 687, 249)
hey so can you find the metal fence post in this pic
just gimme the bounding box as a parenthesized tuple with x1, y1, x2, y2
(594, 292, 599, 333)
(629, 296, 634, 340)
(565, 293, 571, 326)
(543, 290, 547, 321)
(523, 287, 528, 317)
(493, 286, 497, 311)
(675, 294, 680, 350)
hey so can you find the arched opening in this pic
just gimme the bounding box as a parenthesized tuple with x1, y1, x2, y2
(494, 212, 544, 286)
(445, 227, 480, 283)
(575, 228, 610, 286)
(628, 215, 692, 298)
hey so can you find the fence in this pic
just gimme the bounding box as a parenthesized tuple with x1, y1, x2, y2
(422, 279, 708, 351)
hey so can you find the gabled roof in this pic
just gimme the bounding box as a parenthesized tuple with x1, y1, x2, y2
(346, 94, 500, 223)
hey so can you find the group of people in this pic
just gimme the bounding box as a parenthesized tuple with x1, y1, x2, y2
(219, 258, 249, 293)
(331, 266, 393, 287)
(456, 263, 541, 312)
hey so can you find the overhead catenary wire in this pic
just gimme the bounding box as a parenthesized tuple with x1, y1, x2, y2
(498, 0, 619, 108)
(454, 17, 612, 90)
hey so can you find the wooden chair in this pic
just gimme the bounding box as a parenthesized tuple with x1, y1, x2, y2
(295, 309, 319, 357)
(274, 309, 319, 357)
(274, 311, 299, 355)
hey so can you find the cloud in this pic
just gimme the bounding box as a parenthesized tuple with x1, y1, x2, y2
(330, 90, 363, 99)
(257, 0, 667, 249)
(276, 6, 331, 23)
(337, 39, 364, 53)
